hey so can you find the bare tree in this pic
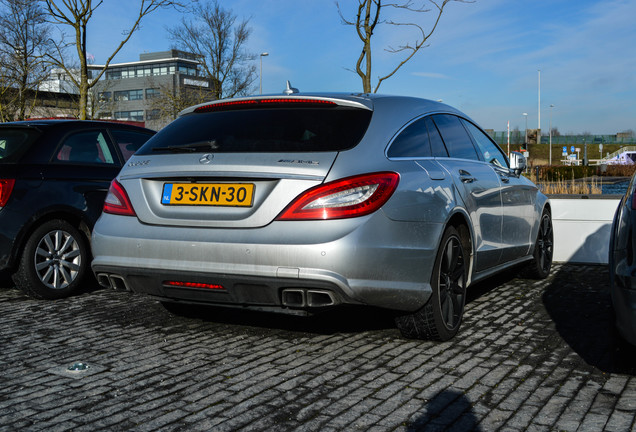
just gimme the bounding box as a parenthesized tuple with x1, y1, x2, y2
(337, 0, 471, 93)
(167, 0, 256, 100)
(0, 0, 52, 120)
(0, 61, 16, 122)
(44, 0, 183, 120)
(148, 81, 213, 128)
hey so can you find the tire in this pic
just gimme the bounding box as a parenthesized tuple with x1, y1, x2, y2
(521, 209, 553, 280)
(395, 226, 468, 341)
(13, 219, 90, 299)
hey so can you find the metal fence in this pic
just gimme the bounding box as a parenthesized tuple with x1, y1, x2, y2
(489, 131, 636, 146)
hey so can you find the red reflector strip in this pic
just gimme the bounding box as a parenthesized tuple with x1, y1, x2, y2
(163, 281, 225, 290)
(195, 100, 258, 112)
(257, 98, 336, 105)
(194, 98, 337, 113)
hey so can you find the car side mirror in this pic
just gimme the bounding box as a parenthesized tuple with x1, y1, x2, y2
(509, 151, 527, 176)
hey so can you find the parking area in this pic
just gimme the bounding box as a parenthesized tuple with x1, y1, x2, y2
(0, 263, 635, 431)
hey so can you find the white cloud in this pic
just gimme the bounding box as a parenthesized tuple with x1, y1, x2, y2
(412, 72, 451, 79)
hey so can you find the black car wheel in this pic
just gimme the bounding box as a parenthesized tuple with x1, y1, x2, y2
(13, 219, 89, 299)
(396, 226, 468, 341)
(521, 209, 553, 280)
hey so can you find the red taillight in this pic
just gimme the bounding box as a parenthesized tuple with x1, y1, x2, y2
(163, 281, 225, 290)
(103, 179, 136, 216)
(0, 179, 15, 208)
(276, 172, 400, 221)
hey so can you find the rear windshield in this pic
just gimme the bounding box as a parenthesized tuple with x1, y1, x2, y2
(137, 106, 373, 154)
(0, 128, 41, 163)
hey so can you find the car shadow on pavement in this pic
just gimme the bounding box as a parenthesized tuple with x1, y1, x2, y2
(161, 269, 522, 339)
(405, 389, 482, 431)
(0, 273, 104, 298)
(542, 265, 636, 375)
(162, 302, 401, 338)
(0, 273, 12, 289)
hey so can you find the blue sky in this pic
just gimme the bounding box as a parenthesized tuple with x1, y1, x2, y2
(85, 0, 636, 134)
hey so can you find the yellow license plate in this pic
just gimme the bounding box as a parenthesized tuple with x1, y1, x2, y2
(161, 183, 254, 207)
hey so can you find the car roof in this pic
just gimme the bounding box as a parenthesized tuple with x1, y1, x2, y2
(176, 92, 475, 158)
(179, 92, 466, 119)
(0, 119, 155, 133)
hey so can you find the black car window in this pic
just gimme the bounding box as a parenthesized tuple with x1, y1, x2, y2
(0, 128, 41, 163)
(432, 114, 479, 161)
(387, 117, 432, 158)
(110, 129, 154, 162)
(424, 117, 449, 157)
(137, 106, 372, 154)
(461, 119, 508, 168)
(56, 130, 116, 165)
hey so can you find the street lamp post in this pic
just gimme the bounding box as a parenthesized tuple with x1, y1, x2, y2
(549, 104, 554, 165)
(259, 52, 269, 94)
(538, 69, 541, 135)
(523, 113, 528, 148)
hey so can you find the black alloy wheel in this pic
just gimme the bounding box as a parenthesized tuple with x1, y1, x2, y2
(395, 225, 468, 341)
(521, 209, 553, 280)
(436, 230, 467, 332)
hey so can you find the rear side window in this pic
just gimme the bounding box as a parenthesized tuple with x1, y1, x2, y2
(55, 130, 116, 165)
(387, 117, 431, 158)
(461, 119, 508, 168)
(432, 114, 479, 161)
(0, 128, 41, 163)
(137, 106, 373, 154)
(110, 129, 154, 162)
(424, 117, 449, 157)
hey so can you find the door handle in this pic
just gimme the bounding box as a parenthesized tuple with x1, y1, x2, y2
(499, 174, 510, 183)
(459, 169, 476, 183)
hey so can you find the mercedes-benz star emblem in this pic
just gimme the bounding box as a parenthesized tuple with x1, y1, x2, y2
(199, 154, 214, 164)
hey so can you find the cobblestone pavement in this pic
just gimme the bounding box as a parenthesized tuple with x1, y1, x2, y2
(0, 264, 635, 431)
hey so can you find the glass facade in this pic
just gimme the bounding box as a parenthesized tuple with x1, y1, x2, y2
(114, 89, 143, 101)
(145, 88, 161, 99)
(92, 52, 212, 126)
(104, 61, 196, 81)
(114, 110, 144, 122)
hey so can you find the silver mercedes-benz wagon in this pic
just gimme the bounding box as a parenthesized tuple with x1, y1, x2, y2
(91, 91, 553, 340)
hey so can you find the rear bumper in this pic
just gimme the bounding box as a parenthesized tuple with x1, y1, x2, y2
(93, 265, 350, 315)
(91, 212, 442, 312)
(0, 209, 24, 272)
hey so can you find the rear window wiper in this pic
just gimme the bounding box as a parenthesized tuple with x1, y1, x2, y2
(151, 140, 219, 153)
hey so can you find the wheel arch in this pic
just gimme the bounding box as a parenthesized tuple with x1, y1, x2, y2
(9, 208, 93, 271)
(445, 210, 474, 282)
(542, 201, 552, 217)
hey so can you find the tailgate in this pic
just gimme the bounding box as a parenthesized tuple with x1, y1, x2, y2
(119, 152, 338, 228)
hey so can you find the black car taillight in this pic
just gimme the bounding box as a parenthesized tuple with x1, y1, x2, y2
(0, 179, 15, 208)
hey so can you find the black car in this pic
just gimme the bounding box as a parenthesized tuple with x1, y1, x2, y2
(609, 172, 636, 345)
(0, 120, 155, 299)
